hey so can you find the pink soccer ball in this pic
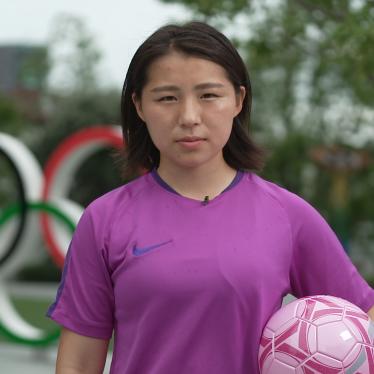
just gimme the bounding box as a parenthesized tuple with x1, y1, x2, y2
(259, 295, 374, 373)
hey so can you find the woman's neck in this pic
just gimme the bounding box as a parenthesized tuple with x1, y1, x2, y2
(156, 162, 237, 201)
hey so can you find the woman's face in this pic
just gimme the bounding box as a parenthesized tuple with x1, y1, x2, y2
(133, 51, 245, 173)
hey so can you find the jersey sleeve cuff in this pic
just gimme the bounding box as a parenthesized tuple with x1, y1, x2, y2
(47, 309, 113, 340)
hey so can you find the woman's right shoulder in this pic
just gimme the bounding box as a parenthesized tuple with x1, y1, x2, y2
(84, 172, 152, 220)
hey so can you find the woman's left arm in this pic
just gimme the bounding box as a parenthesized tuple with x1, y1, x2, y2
(287, 193, 374, 316)
(369, 305, 374, 321)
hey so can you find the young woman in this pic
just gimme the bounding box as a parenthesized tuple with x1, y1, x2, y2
(48, 21, 374, 374)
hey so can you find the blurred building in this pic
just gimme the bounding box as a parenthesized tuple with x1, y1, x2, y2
(0, 45, 49, 122)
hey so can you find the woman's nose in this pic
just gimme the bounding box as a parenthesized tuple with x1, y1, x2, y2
(178, 98, 201, 127)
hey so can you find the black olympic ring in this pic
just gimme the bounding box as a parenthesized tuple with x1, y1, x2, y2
(0, 148, 27, 268)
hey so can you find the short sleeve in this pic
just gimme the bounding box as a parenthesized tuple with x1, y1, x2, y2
(288, 195, 374, 313)
(47, 205, 114, 339)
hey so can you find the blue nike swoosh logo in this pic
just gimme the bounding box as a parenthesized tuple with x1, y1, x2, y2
(133, 239, 173, 256)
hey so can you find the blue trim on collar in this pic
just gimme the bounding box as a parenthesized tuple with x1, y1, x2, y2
(222, 169, 244, 193)
(150, 168, 244, 196)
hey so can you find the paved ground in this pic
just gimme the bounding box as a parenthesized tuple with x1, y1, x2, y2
(0, 343, 113, 373)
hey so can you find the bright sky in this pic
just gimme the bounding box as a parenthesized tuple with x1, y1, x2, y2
(0, 0, 190, 90)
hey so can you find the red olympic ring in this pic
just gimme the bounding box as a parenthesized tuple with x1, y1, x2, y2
(40, 126, 123, 267)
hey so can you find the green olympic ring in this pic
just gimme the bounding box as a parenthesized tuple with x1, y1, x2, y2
(0, 200, 75, 346)
(0, 201, 75, 232)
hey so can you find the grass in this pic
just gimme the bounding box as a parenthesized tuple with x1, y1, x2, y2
(0, 297, 59, 345)
(0, 297, 114, 351)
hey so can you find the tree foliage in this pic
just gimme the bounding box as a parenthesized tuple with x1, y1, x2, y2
(47, 13, 102, 94)
(161, 0, 374, 137)
(31, 14, 123, 206)
(0, 95, 22, 135)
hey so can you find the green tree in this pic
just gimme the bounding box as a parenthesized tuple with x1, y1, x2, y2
(0, 95, 23, 135)
(33, 89, 122, 207)
(32, 13, 123, 207)
(0, 94, 35, 209)
(47, 13, 102, 94)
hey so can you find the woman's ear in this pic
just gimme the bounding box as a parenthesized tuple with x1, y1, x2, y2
(132, 93, 145, 122)
(234, 86, 246, 117)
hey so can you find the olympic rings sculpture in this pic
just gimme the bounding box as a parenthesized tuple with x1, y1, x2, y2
(0, 126, 123, 346)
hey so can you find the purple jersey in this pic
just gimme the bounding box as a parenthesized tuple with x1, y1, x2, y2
(47, 171, 374, 374)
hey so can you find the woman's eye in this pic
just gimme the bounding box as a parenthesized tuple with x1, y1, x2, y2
(158, 96, 176, 102)
(201, 93, 219, 99)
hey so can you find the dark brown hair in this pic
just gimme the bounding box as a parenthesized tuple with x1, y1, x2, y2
(120, 21, 264, 179)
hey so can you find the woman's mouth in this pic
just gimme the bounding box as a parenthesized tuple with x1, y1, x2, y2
(177, 137, 206, 148)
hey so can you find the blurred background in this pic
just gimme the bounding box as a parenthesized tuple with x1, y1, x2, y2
(0, 0, 373, 372)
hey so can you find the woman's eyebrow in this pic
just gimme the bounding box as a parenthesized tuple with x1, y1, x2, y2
(195, 82, 225, 90)
(150, 82, 225, 93)
(150, 85, 179, 93)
